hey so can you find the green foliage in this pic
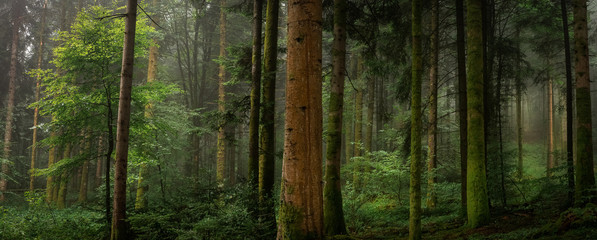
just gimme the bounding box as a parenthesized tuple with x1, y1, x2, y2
(0, 206, 105, 240)
(128, 183, 275, 240)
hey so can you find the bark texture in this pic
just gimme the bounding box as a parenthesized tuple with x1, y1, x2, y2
(323, 0, 348, 235)
(277, 0, 323, 238)
(456, 0, 467, 217)
(216, 0, 228, 185)
(111, 0, 138, 238)
(259, 0, 279, 222)
(466, 0, 490, 228)
(409, 0, 423, 238)
(426, 0, 439, 210)
(572, 0, 595, 205)
(249, 0, 263, 195)
(1, 0, 22, 202)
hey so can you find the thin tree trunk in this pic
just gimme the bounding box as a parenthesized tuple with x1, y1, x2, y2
(466, 0, 490, 228)
(216, 0, 227, 185)
(78, 134, 91, 203)
(259, 0, 279, 224)
(572, 0, 595, 205)
(0, 0, 22, 202)
(30, 0, 48, 192)
(248, 0, 263, 199)
(456, 0, 467, 218)
(323, 0, 348, 235)
(547, 74, 554, 176)
(426, 0, 439, 210)
(409, 0, 423, 238)
(111, 0, 138, 238)
(560, 0, 575, 206)
(515, 29, 523, 179)
(277, 0, 323, 238)
(352, 56, 363, 192)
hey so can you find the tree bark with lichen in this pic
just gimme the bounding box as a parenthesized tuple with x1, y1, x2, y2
(276, 0, 323, 238)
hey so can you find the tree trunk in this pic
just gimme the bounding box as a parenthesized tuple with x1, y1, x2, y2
(78, 138, 91, 203)
(0, 0, 22, 202)
(57, 144, 72, 209)
(426, 0, 439, 210)
(365, 74, 374, 155)
(572, 0, 595, 205)
(46, 131, 58, 203)
(560, 0, 575, 206)
(111, 0, 138, 238)
(259, 0, 279, 224)
(409, 0, 423, 238)
(216, 0, 227, 186)
(547, 75, 554, 176)
(456, 0, 467, 218)
(277, 0, 323, 238)
(135, 0, 159, 210)
(30, 0, 48, 192)
(248, 0, 263, 198)
(515, 29, 523, 179)
(323, 0, 348, 235)
(352, 56, 363, 192)
(466, 0, 490, 228)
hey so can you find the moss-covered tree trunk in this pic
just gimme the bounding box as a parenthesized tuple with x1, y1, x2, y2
(0, 0, 22, 202)
(248, 0, 263, 198)
(560, 0, 575, 205)
(456, 0, 467, 217)
(30, 0, 48, 192)
(572, 0, 595, 205)
(111, 0, 138, 238)
(216, 0, 228, 186)
(259, 0, 278, 224)
(466, 0, 490, 228)
(323, 0, 348, 236)
(277, 0, 323, 238)
(426, 0, 439, 210)
(409, 0, 423, 238)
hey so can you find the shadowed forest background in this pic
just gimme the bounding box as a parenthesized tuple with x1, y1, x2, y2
(1, 0, 597, 239)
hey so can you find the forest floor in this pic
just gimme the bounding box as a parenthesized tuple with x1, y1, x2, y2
(347, 193, 597, 240)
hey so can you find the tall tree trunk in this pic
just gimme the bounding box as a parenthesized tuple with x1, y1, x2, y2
(409, 0, 423, 238)
(466, 0, 490, 228)
(365, 74, 374, 155)
(248, 0, 263, 200)
(560, 0, 575, 205)
(352, 56, 363, 192)
(572, 0, 595, 206)
(456, 0, 467, 218)
(547, 74, 554, 176)
(277, 0, 323, 238)
(135, 0, 159, 210)
(30, 0, 48, 192)
(515, 29, 523, 179)
(111, 0, 138, 238)
(259, 0, 278, 224)
(323, 0, 348, 235)
(216, 0, 228, 185)
(426, 0, 439, 210)
(95, 137, 103, 188)
(0, 0, 22, 202)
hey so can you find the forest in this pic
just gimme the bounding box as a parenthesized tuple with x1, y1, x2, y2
(0, 0, 596, 239)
